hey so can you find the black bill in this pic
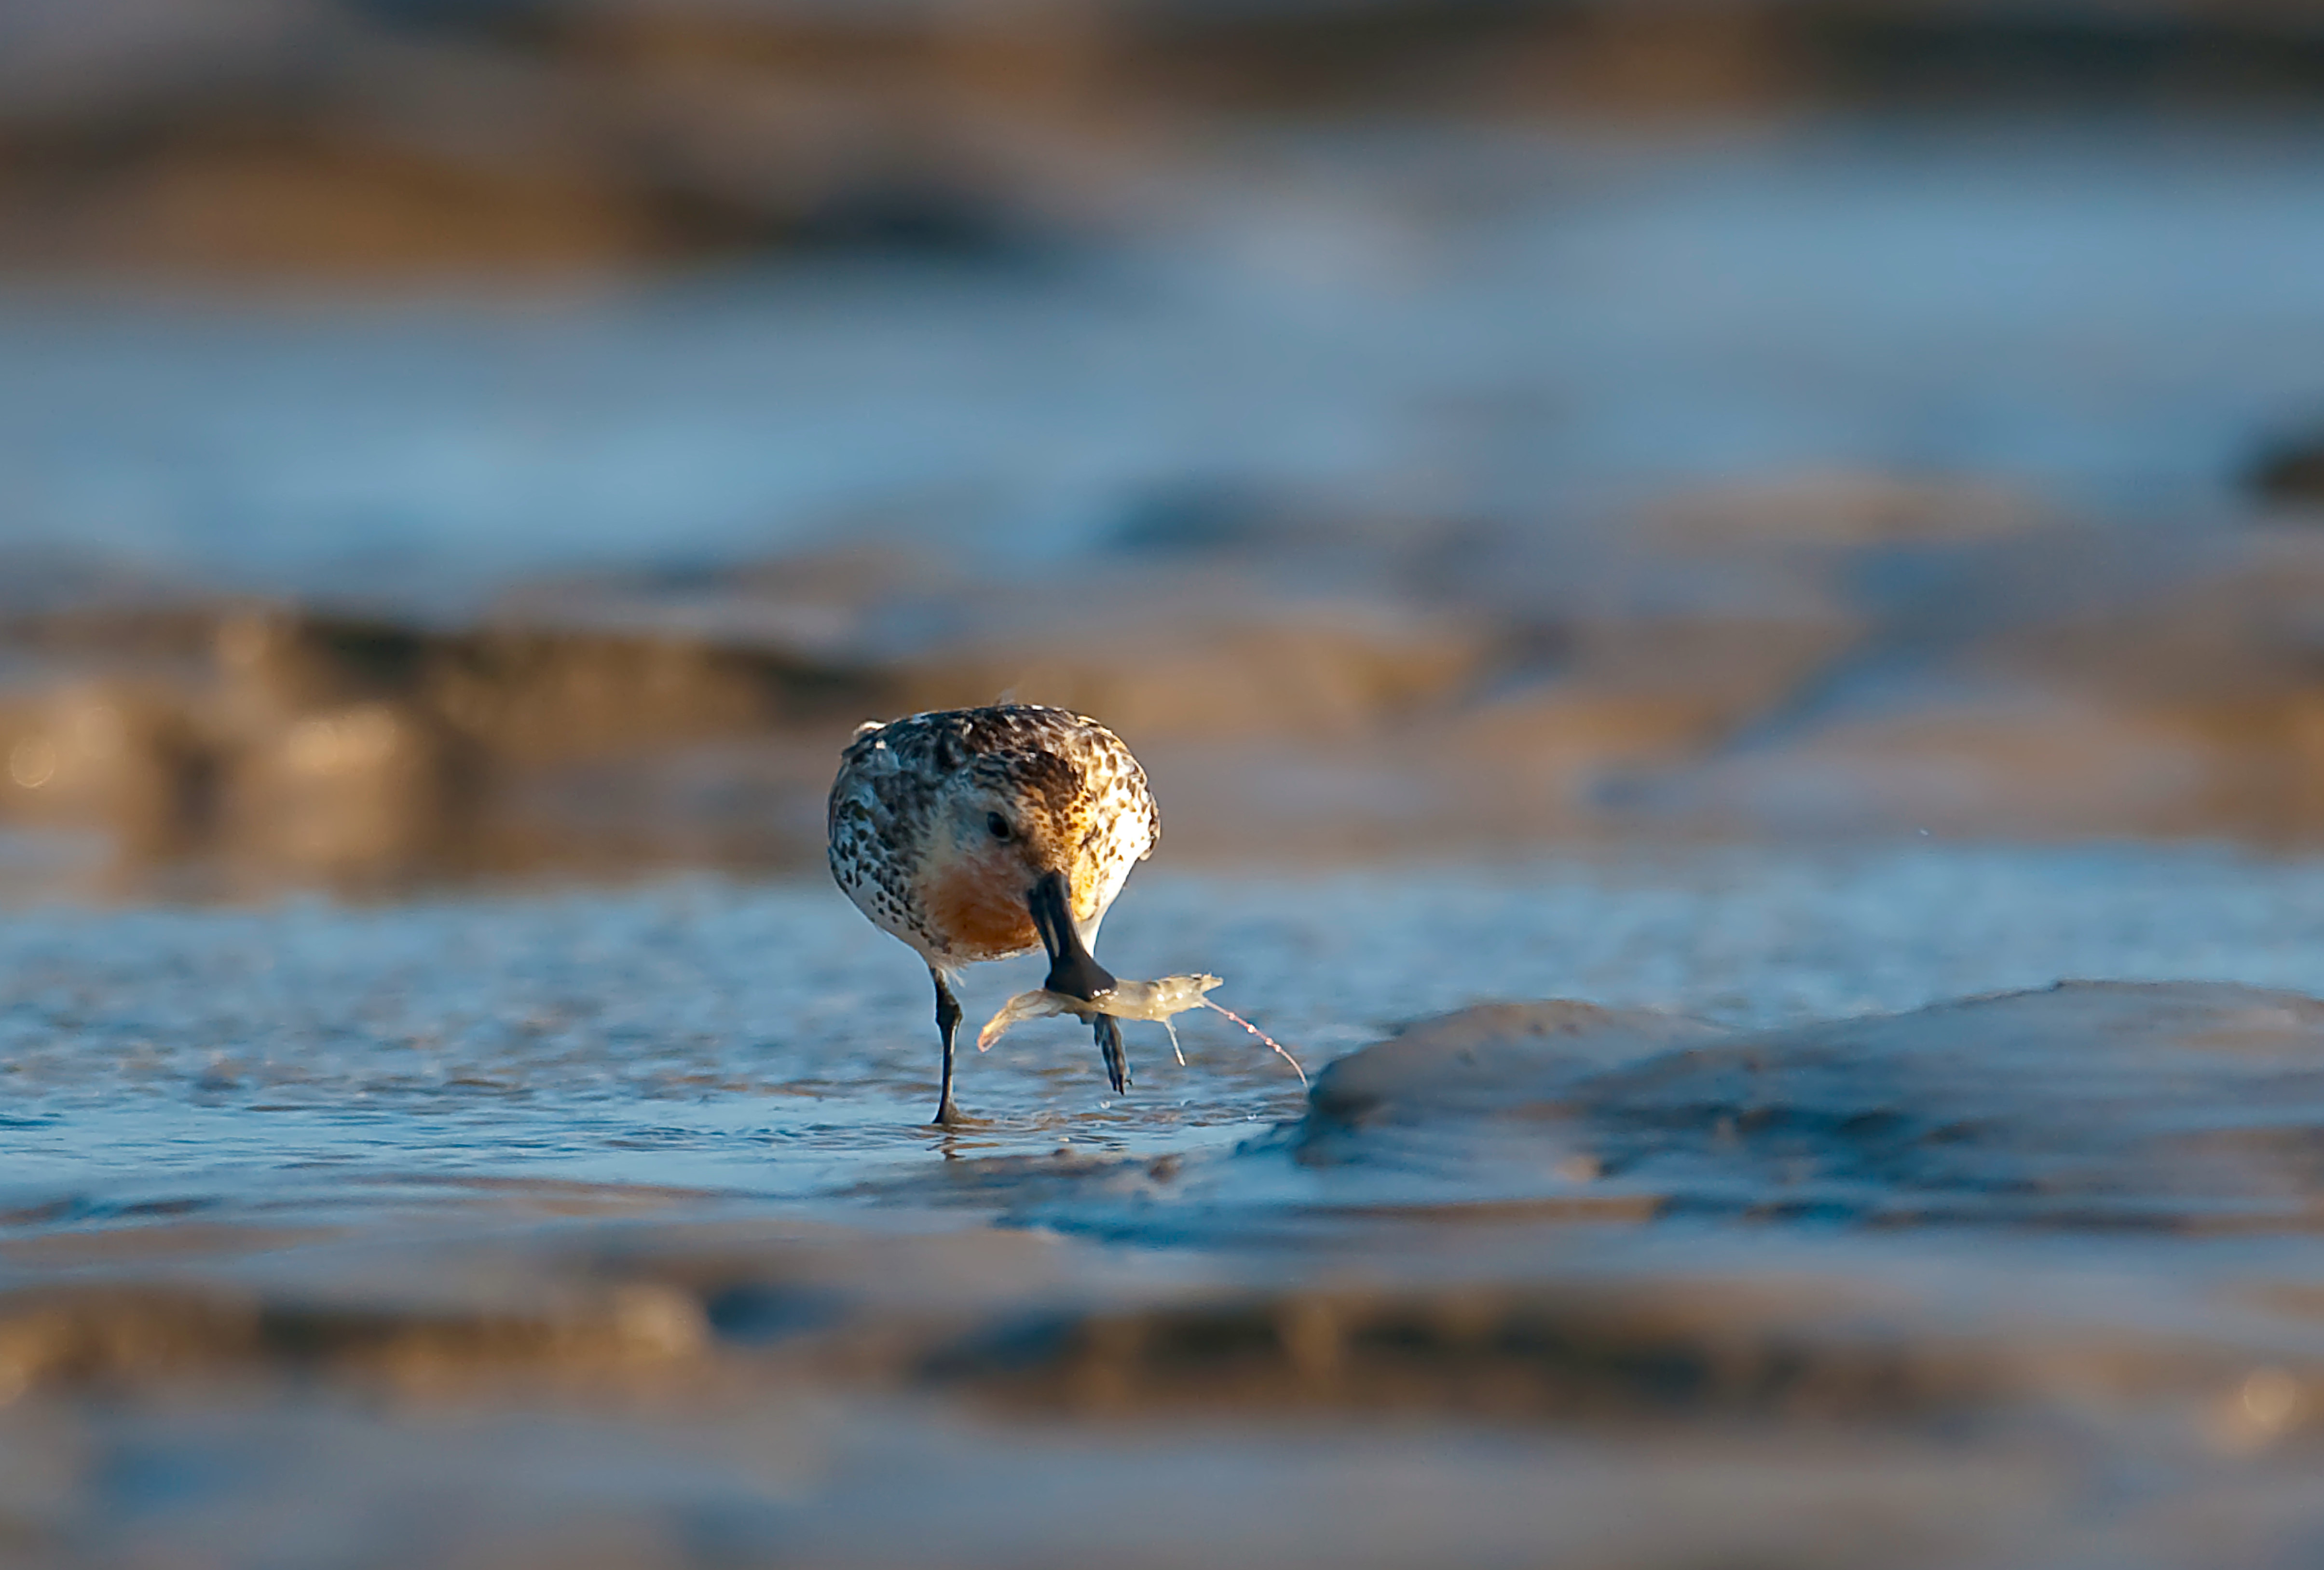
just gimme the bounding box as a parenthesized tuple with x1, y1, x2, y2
(1027, 870, 1117, 1001)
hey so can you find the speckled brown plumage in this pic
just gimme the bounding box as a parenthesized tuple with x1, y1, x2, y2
(829, 705, 1157, 964)
(827, 704, 1159, 1123)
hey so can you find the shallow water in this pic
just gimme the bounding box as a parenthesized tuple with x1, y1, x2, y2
(14, 846, 2324, 1566)
(6, 841, 2324, 1234)
(7, 118, 2324, 605)
(12, 89, 2324, 1564)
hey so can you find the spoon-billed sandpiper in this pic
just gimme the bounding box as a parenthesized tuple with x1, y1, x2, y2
(827, 704, 1159, 1125)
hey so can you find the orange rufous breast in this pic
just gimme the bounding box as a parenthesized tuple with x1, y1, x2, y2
(925, 862, 1041, 962)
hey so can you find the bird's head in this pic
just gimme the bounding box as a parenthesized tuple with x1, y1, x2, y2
(924, 753, 1121, 1000)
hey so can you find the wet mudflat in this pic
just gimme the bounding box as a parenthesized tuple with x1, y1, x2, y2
(12, 119, 2324, 884)
(3, 62, 2324, 1565)
(10, 845, 2324, 1565)
(7, 119, 2324, 592)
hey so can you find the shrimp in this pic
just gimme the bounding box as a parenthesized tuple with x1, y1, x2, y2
(976, 973, 1308, 1087)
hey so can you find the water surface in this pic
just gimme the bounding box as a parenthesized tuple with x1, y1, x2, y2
(12, 845, 2324, 1566)
(8, 842, 2324, 1226)
(7, 119, 2324, 605)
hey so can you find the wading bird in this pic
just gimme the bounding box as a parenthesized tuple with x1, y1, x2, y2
(827, 705, 1158, 1125)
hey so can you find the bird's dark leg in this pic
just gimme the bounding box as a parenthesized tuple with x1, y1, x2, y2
(1095, 1012, 1129, 1095)
(930, 966, 964, 1126)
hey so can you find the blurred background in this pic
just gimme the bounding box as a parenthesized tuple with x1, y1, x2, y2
(15, 11, 2324, 1564)
(4, 0, 2324, 892)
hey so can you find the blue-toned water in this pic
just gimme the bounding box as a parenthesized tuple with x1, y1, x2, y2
(2, 843, 2321, 1221)
(8, 847, 2324, 1566)
(8, 108, 2324, 1566)
(5, 119, 2323, 607)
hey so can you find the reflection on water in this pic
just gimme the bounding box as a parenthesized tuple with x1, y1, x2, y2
(6, 843, 2324, 1215)
(9, 846, 2324, 1563)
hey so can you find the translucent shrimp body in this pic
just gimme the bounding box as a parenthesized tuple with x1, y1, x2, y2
(977, 974, 1308, 1087)
(976, 974, 1224, 1048)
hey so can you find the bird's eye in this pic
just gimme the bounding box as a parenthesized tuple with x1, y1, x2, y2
(987, 812, 1012, 841)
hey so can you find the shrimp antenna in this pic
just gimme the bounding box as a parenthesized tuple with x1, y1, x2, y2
(1200, 1000, 1309, 1088)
